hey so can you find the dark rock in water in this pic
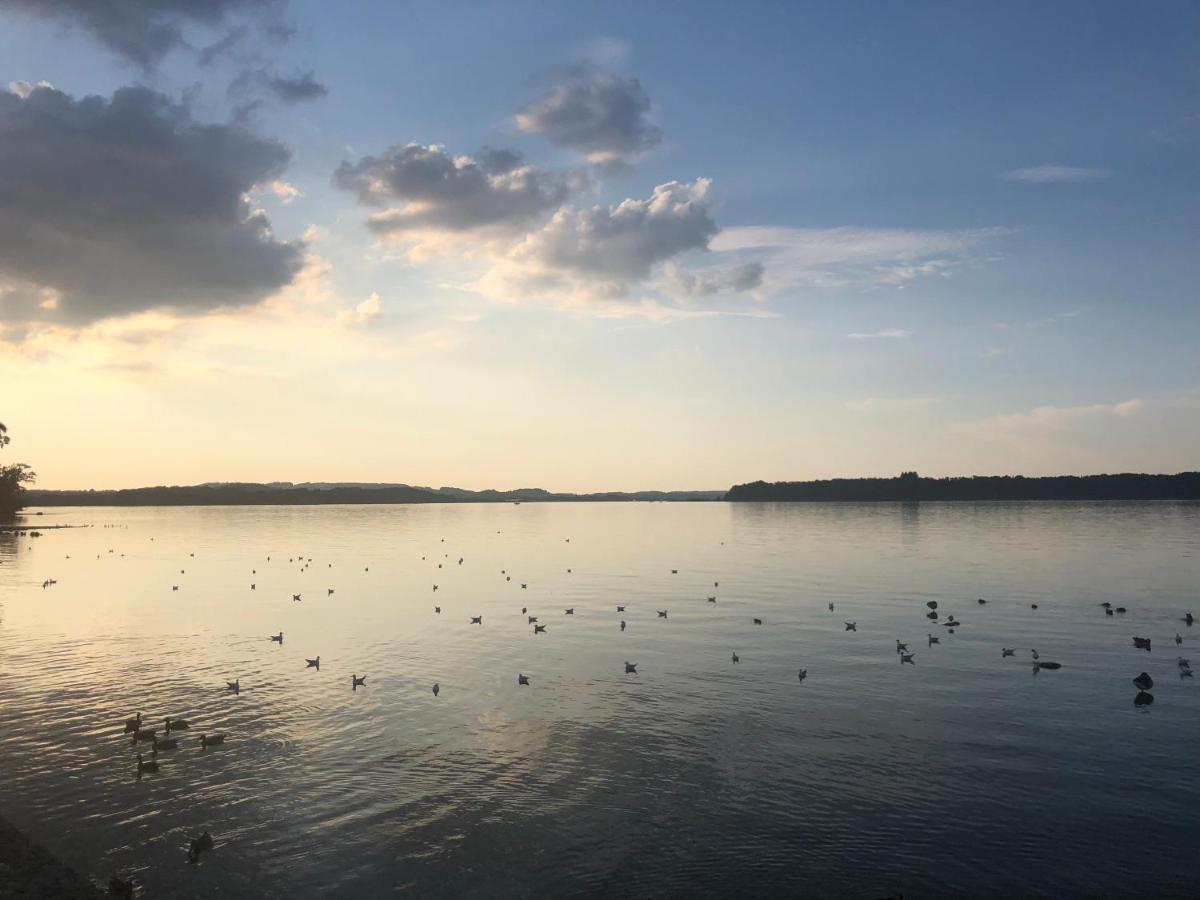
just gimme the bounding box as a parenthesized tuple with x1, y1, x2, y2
(1134, 691, 1155, 706)
(1133, 672, 1154, 690)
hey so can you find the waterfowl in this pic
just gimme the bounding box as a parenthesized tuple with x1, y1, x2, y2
(172, 586, 179, 591)
(926, 601, 938, 610)
(1033, 661, 1062, 670)
(306, 656, 320, 670)
(731, 652, 739, 664)
(1115, 607, 1127, 614)
(533, 624, 547, 634)
(1100, 602, 1112, 608)
(658, 610, 668, 618)
(844, 622, 857, 631)
(351, 674, 366, 690)
(165, 717, 190, 733)
(1177, 633, 1184, 645)
(1030, 604, 1038, 610)
(896, 641, 909, 653)
(251, 584, 255, 590)
(153, 736, 178, 751)
(1105, 608, 1114, 616)
(1181, 667, 1194, 678)
(900, 652, 915, 665)
(528, 615, 538, 623)
(708, 596, 717, 603)
(517, 674, 530, 686)
(521, 607, 527, 614)
(327, 588, 334, 596)
(798, 669, 807, 682)
(928, 634, 940, 645)
(620, 620, 626, 631)
(625, 662, 638, 674)
(977, 598, 987, 605)
(1133, 636, 1152, 651)
(1179, 657, 1191, 669)
(1134, 690, 1155, 706)
(521, 583, 527, 589)
(470, 616, 482, 625)
(1186, 612, 1195, 625)
(123, 712, 142, 734)
(200, 734, 225, 749)
(828, 602, 834, 611)
(616, 605, 626, 613)
(434, 606, 441, 614)
(133, 728, 156, 743)
(671, 569, 678, 574)
(270, 632, 283, 643)
(753, 618, 763, 625)
(1133, 672, 1154, 690)
(433, 585, 439, 591)
(432, 683, 440, 696)
(227, 679, 240, 694)
(1031, 649, 1040, 660)
(1002, 648, 1016, 657)
(187, 831, 213, 863)
(136, 752, 158, 775)
(564, 608, 574, 615)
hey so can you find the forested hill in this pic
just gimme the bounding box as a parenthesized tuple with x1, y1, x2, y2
(725, 472, 1200, 501)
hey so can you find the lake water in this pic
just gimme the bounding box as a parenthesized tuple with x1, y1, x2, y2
(1, 501, 1198, 898)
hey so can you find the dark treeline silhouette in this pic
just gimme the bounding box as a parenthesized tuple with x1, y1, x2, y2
(725, 471, 1200, 502)
(26, 482, 724, 507)
(0, 421, 37, 518)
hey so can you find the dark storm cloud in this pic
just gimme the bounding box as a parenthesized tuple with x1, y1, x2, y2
(0, 84, 304, 326)
(515, 70, 662, 168)
(229, 66, 328, 104)
(0, 0, 281, 69)
(333, 143, 579, 235)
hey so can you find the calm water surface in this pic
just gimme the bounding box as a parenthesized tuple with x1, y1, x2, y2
(1, 502, 1198, 898)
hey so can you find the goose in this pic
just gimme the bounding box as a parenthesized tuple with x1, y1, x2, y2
(521, 583, 527, 589)
(616, 605, 626, 612)
(844, 622, 857, 631)
(625, 662, 638, 674)
(620, 620, 626, 631)
(1002, 648, 1016, 657)
(1031, 649, 1040, 660)
(928, 634, 940, 645)
(1181, 667, 1194, 678)
(1186, 612, 1195, 625)
(533, 624, 547, 634)
(250, 584, 255, 590)
(731, 652, 739, 664)
(658, 610, 668, 618)
(165, 717, 190, 733)
(517, 674, 530, 686)
(432, 683, 440, 696)
(926, 601, 938, 610)
(172, 585, 179, 591)
(1031, 604, 1039, 610)
(1134, 691, 1155, 706)
(435, 606, 441, 614)
(470, 616, 482, 625)
(528, 615, 538, 623)
(433, 585, 439, 591)
(828, 602, 834, 611)
(714, 581, 719, 587)
(943, 618, 961, 627)
(1100, 602, 1112, 608)
(1105, 608, 1114, 616)
(1033, 661, 1062, 670)
(187, 831, 213, 864)
(270, 632, 283, 644)
(977, 598, 987, 605)
(567, 569, 572, 574)
(900, 652, 915, 665)
(707, 596, 717, 603)
(564, 608, 574, 615)
(351, 674, 366, 690)
(896, 640, 909, 653)
(521, 607, 527, 614)
(671, 569, 678, 574)
(1133, 636, 1152, 651)
(753, 618, 763, 625)
(227, 679, 240, 694)
(1133, 672, 1154, 690)
(306, 656, 320, 670)
(200, 734, 225, 749)
(133, 728, 156, 743)
(123, 712, 142, 734)
(1178, 657, 1191, 669)
(1177, 633, 1184, 645)
(153, 736, 179, 751)
(136, 752, 158, 775)
(327, 588, 334, 596)
(1115, 607, 1127, 614)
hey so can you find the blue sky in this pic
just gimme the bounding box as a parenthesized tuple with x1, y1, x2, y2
(1, 1, 1197, 489)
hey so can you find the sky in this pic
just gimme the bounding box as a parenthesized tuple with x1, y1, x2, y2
(0, 0, 1197, 491)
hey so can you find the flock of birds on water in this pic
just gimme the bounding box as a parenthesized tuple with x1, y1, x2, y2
(16, 522, 1200, 896)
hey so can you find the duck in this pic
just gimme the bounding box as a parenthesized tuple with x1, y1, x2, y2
(828, 602, 834, 611)
(199, 734, 225, 749)
(753, 618, 763, 625)
(470, 616, 482, 625)
(136, 752, 158, 775)
(616, 605, 626, 612)
(521, 583, 527, 589)
(434, 606, 441, 614)
(521, 607, 527, 614)
(896, 640, 909, 653)
(977, 598, 987, 605)
(1133, 672, 1154, 690)
(731, 651, 739, 664)
(293, 594, 301, 602)
(123, 712, 142, 734)
(327, 588, 334, 596)
(707, 596, 717, 603)
(1031, 649, 1040, 660)
(187, 831, 213, 864)
(926, 601, 938, 610)
(351, 674, 367, 690)
(517, 674, 530, 686)
(306, 656, 320, 670)
(625, 662, 638, 674)
(671, 569, 678, 574)
(1134, 691, 1155, 707)
(270, 632, 283, 644)
(798, 669, 808, 682)
(165, 716, 190, 733)
(533, 624, 547, 634)
(528, 615, 538, 623)
(133, 728, 156, 743)
(227, 679, 240, 694)
(1177, 633, 1184, 645)
(1033, 661, 1062, 670)
(844, 622, 857, 631)
(900, 652, 915, 665)
(1181, 667, 1194, 679)
(1186, 612, 1195, 625)
(927, 634, 940, 645)
(1115, 607, 1127, 614)
(1002, 648, 1016, 657)
(432, 683, 440, 696)
(657, 610, 668, 618)
(1179, 657, 1191, 669)
(153, 736, 178, 751)
(1132, 636, 1152, 651)
(564, 608, 574, 615)
(620, 620, 626, 631)
(1105, 608, 1114, 616)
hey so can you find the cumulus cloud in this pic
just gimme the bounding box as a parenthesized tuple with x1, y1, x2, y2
(0, 0, 282, 69)
(1001, 165, 1112, 183)
(337, 292, 382, 326)
(712, 226, 1003, 292)
(478, 179, 719, 304)
(0, 83, 303, 329)
(333, 143, 580, 241)
(663, 261, 764, 297)
(516, 70, 661, 168)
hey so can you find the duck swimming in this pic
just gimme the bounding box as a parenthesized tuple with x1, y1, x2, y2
(136, 752, 158, 776)
(351, 674, 366, 690)
(470, 616, 482, 625)
(658, 610, 668, 618)
(625, 662, 638, 674)
(270, 632, 283, 644)
(845, 622, 857, 631)
(165, 717, 190, 733)
(533, 624, 547, 634)
(306, 656, 320, 670)
(517, 674, 530, 686)
(432, 683, 440, 696)
(200, 734, 225, 749)
(123, 712, 141, 734)
(187, 831, 213, 864)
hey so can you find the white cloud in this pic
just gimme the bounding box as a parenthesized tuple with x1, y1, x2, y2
(257, 179, 302, 204)
(847, 328, 912, 339)
(958, 399, 1145, 435)
(712, 226, 1002, 292)
(337, 291, 382, 326)
(847, 396, 943, 413)
(1001, 165, 1112, 183)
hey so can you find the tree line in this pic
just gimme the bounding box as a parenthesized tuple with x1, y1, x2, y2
(0, 422, 37, 518)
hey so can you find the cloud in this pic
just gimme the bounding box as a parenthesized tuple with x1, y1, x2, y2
(847, 328, 912, 339)
(516, 70, 661, 168)
(0, 83, 303, 329)
(254, 179, 302, 203)
(333, 143, 580, 243)
(958, 399, 1145, 435)
(712, 226, 1003, 292)
(477, 178, 719, 306)
(0, 0, 282, 69)
(847, 396, 943, 413)
(663, 261, 764, 297)
(231, 67, 329, 104)
(1001, 165, 1112, 183)
(337, 292, 382, 326)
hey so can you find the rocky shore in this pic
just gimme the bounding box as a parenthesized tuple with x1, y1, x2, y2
(0, 816, 100, 898)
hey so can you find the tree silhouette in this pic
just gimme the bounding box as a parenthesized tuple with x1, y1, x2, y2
(0, 421, 36, 518)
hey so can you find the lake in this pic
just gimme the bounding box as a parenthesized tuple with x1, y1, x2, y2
(1, 501, 1197, 898)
